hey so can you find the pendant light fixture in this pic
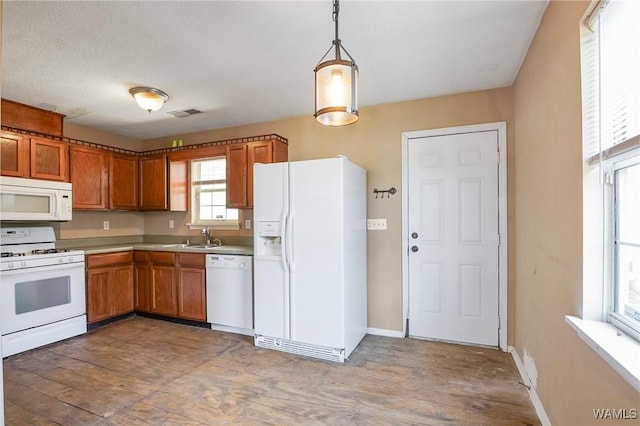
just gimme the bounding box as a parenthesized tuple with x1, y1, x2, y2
(129, 87, 169, 113)
(314, 0, 359, 126)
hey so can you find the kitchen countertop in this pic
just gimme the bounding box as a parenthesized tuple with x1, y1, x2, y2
(80, 243, 254, 256)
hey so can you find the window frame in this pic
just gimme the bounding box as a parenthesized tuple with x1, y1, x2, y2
(607, 151, 640, 341)
(189, 156, 239, 228)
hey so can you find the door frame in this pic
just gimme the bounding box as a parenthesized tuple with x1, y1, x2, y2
(401, 122, 508, 351)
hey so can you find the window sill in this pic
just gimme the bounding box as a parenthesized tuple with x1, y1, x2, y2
(565, 315, 640, 392)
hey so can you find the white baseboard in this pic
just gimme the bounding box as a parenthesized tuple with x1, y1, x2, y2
(367, 327, 404, 338)
(509, 346, 552, 426)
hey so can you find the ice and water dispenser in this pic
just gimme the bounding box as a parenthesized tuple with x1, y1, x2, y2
(256, 221, 282, 257)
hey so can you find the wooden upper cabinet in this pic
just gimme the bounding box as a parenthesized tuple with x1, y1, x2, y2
(109, 152, 138, 210)
(169, 158, 188, 212)
(138, 155, 188, 211)
(30, 137, 69, 181)
(139, 155, 168, 210)
(227, 139, 288, 209)
(1, 131, 29, 177)
(226, 144, 248, 208)
(71, 145, 108, 209)
(1, 99, 64, 137)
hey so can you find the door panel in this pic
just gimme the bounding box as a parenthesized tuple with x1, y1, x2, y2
(408, 131, 499, 346)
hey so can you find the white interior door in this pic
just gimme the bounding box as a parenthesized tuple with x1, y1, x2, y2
(408, 130, 500, 346)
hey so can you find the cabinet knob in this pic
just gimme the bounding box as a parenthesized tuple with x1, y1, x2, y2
(411, 246, 419, 253)
(411, 232, 418, 239)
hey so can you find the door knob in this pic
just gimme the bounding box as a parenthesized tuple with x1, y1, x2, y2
(411, 232, 418, 239)
(411, 246, 419, 252)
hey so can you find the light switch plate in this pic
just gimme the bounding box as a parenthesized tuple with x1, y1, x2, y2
(367, 218, 387, 230)
(103, 221, 110, 230)
(169, 219, 175, 229)
(245, 219, 251, 230)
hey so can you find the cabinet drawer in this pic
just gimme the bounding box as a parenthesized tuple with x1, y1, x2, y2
(134, 251, 150, 263)
(87, 251, 133, 268)
(178, 253, 205, 268)
(150, 251, 176, 265)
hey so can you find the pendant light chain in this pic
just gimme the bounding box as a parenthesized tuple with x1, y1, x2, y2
(333, 0, 341, 60)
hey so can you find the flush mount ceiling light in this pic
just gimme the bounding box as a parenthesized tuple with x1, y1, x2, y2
(129, 87, 169, 113)
(314, 0, 359, 126)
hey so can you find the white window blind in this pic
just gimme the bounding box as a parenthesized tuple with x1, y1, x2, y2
(584, 0, 640, 163)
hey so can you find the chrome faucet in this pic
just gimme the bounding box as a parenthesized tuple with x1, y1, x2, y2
(201, 226, 223, 247)
(201, 226, 211, 245)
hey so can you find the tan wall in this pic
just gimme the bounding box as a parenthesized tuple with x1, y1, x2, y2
(58, 211, 144, 239)
(144, 88, 515, 333)
(64, 122, 143, 151)
(513, 1, 638, 424)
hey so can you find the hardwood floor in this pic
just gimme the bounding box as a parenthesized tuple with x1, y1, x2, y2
(3, 317, 539, 425)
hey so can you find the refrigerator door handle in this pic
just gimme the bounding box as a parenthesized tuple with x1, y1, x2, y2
(281, 214, 289, 272)
(286, 215, 294, 268)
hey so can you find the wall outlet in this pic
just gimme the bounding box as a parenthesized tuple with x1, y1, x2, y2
(103, 221, 110, 230)
(169, 219, 175, 229)
(245, 219, 251, 230)
(367, 218, 387, 231)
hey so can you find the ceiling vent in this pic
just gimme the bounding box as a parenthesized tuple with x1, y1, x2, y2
(167, 108, 202, 118)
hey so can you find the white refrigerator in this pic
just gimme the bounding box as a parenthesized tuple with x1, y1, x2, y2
(253, 157, 367, 362)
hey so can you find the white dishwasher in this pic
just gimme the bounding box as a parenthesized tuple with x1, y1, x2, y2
(206, 254, 253, 336)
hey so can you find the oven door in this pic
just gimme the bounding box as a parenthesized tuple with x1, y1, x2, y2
(1, 263, 86, 335)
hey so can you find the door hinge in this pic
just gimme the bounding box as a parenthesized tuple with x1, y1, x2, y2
(497, 149, 500, 164)
(498, 315, 501, 330)
(496, 233, 501, 246)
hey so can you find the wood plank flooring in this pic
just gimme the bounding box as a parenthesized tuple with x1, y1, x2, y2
(3, 317, 540, 425)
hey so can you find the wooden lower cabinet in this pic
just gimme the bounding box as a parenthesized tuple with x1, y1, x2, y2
(151, 264, 177, 316)
(177, 253, 206, 321)
(86, 252, 134, 324)
(134, 251, 205, 321)
(134, 252, 151, 312)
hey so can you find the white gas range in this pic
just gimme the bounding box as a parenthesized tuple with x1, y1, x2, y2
(1, 227, 86, 357)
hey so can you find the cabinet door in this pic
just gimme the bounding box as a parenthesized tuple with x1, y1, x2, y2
(247, 142, 274, 208)
(1, 132, 29, 177)
(30, 137, 68, 181)
(178, 266, 206, 321)
(110, 153, 138, 210)
(112, 264, 134, 316)
(86, 268, 112, 323)
(226, 144, 248, 208)
(139, 155, 168, 210)
(134, 261, 151, 313)
(71, 146, 108, 209)
(168, 159, 188, 212)
(150, 265, 177, 316)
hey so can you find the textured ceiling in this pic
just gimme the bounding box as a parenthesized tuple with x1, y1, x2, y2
(2, 1, 548, 140)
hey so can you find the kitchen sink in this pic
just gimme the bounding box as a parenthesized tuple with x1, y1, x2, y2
(150, 243, 252, 255)
(153, 243, 226, 249)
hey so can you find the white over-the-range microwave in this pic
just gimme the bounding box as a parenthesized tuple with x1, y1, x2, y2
(0, 176, 72, 221)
